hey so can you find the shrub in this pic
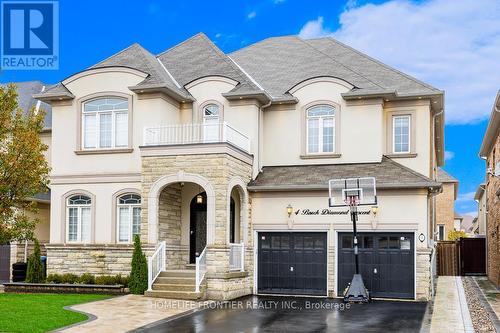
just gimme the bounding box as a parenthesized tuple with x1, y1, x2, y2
(128, 234, 148, 294)
(116, 274, 130, 287)
(60, 273, 79, 284)
(46, 273, 62, 284)
(78, 273, 96, 284)
(26, 240, 44, 283)
(448, 230, 468, 241)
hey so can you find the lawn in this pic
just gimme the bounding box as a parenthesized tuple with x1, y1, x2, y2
(0, 293, 112, 333)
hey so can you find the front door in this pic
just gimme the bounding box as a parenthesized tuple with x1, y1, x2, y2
(190, 192, 207, 263)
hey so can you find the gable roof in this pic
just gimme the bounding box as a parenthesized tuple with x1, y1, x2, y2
(437, 168, 458, 183)
(1, 81, 52, 129)
(479, 90, 500, 158)
(157, 33, 266, 101)
(230, 36, 442, 100)
(248, 156, 441, 192)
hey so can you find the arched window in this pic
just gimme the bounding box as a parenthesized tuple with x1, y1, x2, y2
(306, 105, 335, 154)
(67, 195, 92, 242)
(117, 194, 141, 243)
(82, 97, 129, 149)
(202, 104, 220, 142)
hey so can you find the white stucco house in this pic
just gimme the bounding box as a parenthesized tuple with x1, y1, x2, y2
(34, 33, 445, 301)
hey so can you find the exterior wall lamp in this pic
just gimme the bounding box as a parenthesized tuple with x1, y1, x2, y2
(286, 204, 293, 218)
(371, 206, 379, 216)
(196, 194, 203, 204)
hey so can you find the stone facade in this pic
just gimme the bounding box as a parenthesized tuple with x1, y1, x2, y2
(486, 134, 500, 287)
(416, 248, 432, 301)
(46, 244, 154, 276)
(435, 182, 456, 240)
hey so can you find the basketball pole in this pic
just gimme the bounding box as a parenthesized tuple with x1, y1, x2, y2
(350, 202, 360, 275)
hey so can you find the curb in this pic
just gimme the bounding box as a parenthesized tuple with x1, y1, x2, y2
(471, 277, 500, 333)
(456, 277, 475, 333)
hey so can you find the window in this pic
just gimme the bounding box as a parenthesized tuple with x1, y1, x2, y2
(393, 115, 410, 153)
(82, 97, 129, 149)
(307, 105, 335, 154)
(203, 104, 220, 142)
(438, 225, 445, 241)
(117, 194, 141, 243)
(67, 195, 91, 242)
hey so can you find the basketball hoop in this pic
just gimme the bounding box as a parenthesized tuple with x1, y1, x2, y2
(329, 177, 377, 303)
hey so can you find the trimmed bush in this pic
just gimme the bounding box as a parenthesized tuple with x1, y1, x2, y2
(128, 234, 148, 294)
(25, 240, 44, 283)
(78, 273, 96, 284)
(46, 273, 62, 284)
(60, 273, 79, 284)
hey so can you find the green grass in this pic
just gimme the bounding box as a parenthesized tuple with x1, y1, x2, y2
(0, 293, 112, 333)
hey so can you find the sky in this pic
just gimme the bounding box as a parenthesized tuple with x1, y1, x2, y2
(1, 0, 498, 217)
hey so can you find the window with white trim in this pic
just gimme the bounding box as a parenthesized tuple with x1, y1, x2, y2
(393, 115, 410, 153)
(307, 105, 335, 154)
(117, 194, 141, 243)
(82, 97, 129, 149)
(203, 104, 220, 142)
(67, 195, 91, 242)
(438, 225, 445, 241)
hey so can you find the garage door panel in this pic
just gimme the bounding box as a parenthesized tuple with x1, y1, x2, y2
(258, 232, 327, 295)
(338, 232, 414, 299)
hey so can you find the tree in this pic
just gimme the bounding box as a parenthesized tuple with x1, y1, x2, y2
(26, 239, 44, 283)
(128, 234, 148, 294)
(0, 84, 49, 244)
(448, 230, 468, 241)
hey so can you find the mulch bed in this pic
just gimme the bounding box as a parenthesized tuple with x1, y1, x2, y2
(462, 277, 496, 333)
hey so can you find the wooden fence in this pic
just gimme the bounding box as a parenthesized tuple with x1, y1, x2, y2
(437, 241, 459, 276)
(437, 238, 486, 276)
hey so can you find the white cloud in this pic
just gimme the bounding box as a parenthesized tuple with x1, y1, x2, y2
(461, 211, 478, 218)
(215, 33, 222, 38)
(298, 0, 500, 124)
(247, 11, 257, 19)
(444, 151, 455, 161)
(457, 191, 475, 202)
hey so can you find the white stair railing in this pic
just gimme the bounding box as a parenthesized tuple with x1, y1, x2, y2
(147, 241, 166, 291)
(195, 247, 207, 293)
(229, 242, 245, 271)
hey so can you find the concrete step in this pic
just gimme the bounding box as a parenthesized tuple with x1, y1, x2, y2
(152, 283, 205, 292)
(154, 276, 196, 285)
(159, 270, 195, 278)
(145, 289, 204, 300)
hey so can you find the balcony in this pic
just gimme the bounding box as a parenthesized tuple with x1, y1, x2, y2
(143, 122, 251, 153)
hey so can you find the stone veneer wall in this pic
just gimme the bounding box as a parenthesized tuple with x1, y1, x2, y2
(141, 152, 253, 300)
(486, 134, 500, 287)
(46, 244, 155, 276)
(416, 248, 432, 300)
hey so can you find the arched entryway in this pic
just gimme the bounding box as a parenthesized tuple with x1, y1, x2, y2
(190, 191, 207, 263)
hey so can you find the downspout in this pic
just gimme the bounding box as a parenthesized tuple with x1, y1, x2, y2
(257, 99, 272, 176)
(431, 108, 444, 247)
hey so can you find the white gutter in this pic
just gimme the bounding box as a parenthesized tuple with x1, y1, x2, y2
(34, 85, 45, 115)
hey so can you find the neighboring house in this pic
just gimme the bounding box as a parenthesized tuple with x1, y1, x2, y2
(474, 183, 487, 235)
(435, 168, 459, 240)
(0, 81, 52, 281)
(454, 213, 464, 232)
(34, 33, 444, 301)
(479, 90, 500, 287)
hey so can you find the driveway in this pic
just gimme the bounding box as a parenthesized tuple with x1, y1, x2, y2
(134, 296, 427, 333)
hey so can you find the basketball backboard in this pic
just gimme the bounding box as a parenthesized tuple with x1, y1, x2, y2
(329, 177, 377, 207)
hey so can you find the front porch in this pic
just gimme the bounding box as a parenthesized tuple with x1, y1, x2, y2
(140, 151, 253, 300)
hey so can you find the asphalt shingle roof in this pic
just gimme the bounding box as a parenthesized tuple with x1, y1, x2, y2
(248, 156, 441, 191)
(437, 168, 458, 183)
(1, 81, 52, 129)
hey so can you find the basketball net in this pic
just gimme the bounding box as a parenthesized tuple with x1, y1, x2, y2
(344, 196, 360, 207)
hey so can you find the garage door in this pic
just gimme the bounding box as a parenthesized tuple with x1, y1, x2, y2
(258, 232, 327, 296)
(338, 232, 414, 299)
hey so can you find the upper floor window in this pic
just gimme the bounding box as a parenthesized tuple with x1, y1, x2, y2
(203, 104, 220, 142)
(307, 105, 335, 154)
(82, 97, 128, 149)
(393, 115, 410, 153)
(67, 195, 91, 242)
(117, 194, 141, 243)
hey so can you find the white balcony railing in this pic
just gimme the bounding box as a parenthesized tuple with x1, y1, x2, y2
(229, 242, 244, 271)
(195, 247, 207, 293)
(143, 122, 250, 153)
(147, 241, 166, 291)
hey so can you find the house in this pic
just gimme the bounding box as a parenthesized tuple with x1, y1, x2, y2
(479, 90, 500, 287)
(474, 183, 487, 235)
(34, 33, 444, 301)
(435, 168, 459, 240)
(0, 81, 52, 282)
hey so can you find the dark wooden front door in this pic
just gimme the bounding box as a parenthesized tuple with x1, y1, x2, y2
(0, 244, 10, 283)
(258, 232, 327, 295)
(338, 232, 414, 299)
(460, 238, 486, 275)
(190, 192, 207, 264)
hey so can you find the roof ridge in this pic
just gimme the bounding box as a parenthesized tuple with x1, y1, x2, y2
(157, 32, 207, 57)
(382, 156, 437, 183)
(92, 42, 142, 68)
(300, 37, 386, 90)
(320, 37, 440, 92)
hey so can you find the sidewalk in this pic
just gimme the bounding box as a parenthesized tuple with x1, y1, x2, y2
(430, 276, 474, 333)
(57, 294, 200, 333)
